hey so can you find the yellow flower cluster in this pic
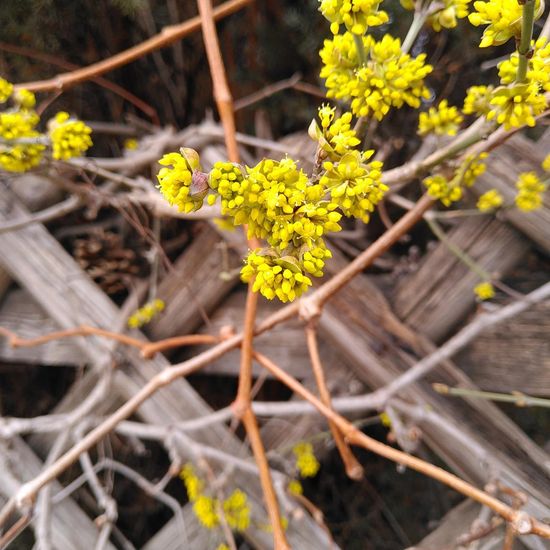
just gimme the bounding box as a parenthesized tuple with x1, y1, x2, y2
(288, 480, 303, 495)
(462, 85, 493, 115)
(0, 109, 45, 172)
(309, 106, 360, 159)
(180, 464, 251, 532)
(498, 38, 550, 91)
(468, 0, 542, 47)
(222, 489, 250, 531)
(13, 89, 36, 109)
(48, 111, 93, 161)
(124, 138, 138, 150)
(462, 153, 488, 187)
(477, 189, 503, 211)
(418, 100, 464, 136)
(157, 149, 208, 213)
(515, 171, 546, 211)
(486, 83, 546, 130)
(320, 32, 432, 121)
(241, 252, 313, 302)
(428, 0, 472, 31)
(0, 77, 13, 103)
(127, 299, 165, 329)
(423, 174, 462, 206)
(293, 442, 321, 478)
(474, 281, 495, 300)
(320, 150, 386, 222)
(542, 154, 550, 172)
(319, 0, 388, 35)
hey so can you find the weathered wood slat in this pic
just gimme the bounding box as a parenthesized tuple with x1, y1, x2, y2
(148, 223, 239, 340)
(0, 290, 81, 366)
(393, 216, 528, 342)
(456, 302, 550, 395)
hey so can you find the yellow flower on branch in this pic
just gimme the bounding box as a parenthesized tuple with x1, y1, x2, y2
(477, 189, 503, 212)
(293, 442, 320, 478)
(222, 489, 250, 532)
(474, 281, 495, 300)
(418, 100, 464, 136)
(0, 77, 13, 102)
(515, 171, 546, 211)
(319, 0, 389, 35)
(48, 111, 93, 160)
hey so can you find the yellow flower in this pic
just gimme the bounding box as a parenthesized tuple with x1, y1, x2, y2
(127, 299, 165, 329)
(542, 154, 550, 173)
(13, 89, 36, 109)
(418, 100, 464, 136)
(468, 0, 543, 47)
(309, 106, 361, 159)
(293, 442, 320, 478)
(288, 480, 303, 495)
(179, 463, 204, 502)
(486, 83, 546, 130)
(428, 0, 472, 31)
(0, 110, 44, 172)
(462, 85, 493, 115)
(157, 149, 207, 213)
(48, 111, 93, 160)
(515, 171, 546, 211)
(462, 153, 488, 187)
(241, 252, 313, 302)
(498, 38, 550, 91)
(193, 495, 219, 529)
(320, 32, 432, 121)
(477, 189, 503, 211)
(222, 489, 250, 532)
(423, 174, 462, 206)
(474, 281, 495, 300)
(124, 138, 138, 150)
(319, 0, 389, 35)
(0, 77, 13, 102)
(320, 150, 386, 222)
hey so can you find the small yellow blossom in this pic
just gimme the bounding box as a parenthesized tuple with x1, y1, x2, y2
(542, 154, 550, 173)
(293, 442, 320, 478)
(157, 149, 207, 213)
(0, 110, 44, 172)
(462, 153, 488, 187)
(468, 0, 543, 47)
(0, 77, 13, 102)
(474, 281, 495, 300)
(515, 171, 546, 211)
(477, 189, 503, 211)
(428, 0, 472, 31)
(13, 89, 36, 109)
(217, 545, 230, 550)
(462, 85, 493, 115)
(423, 174, 462, 206)
(309, 106, 361, 159)
(319, 0, 389, 35)
(486, 83, 546, 130)
(418, 100, 464, 136)
(193, 495, 219, 529)
(48, 111, 93, 160)
(127, 299, 165, 328)
(124, 138, 138, 150)
(288, 480, 303, 495)
(379, 412, 392, 427)
(241, 252, 313, 302)
(179, 463, 204, 502)
(223, 489, 250, 532)
(498, 38, 550, 92)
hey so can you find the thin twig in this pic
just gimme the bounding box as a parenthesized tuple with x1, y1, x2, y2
(14, 0, 253, 93)
(305, 322, 363, 480)
(252, 351, 550, 539)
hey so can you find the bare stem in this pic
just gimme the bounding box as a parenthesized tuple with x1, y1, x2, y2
(305, 323, 363, 480)
(252, 351, 550, 539)
(516, 0, 536, 83)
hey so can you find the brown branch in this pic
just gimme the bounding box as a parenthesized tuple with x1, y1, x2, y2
(252, 351, 550, 540)
(305, 322, 363, 480)
(198, 0, 286, 545)
(0, 41, 160, 125)
(197, 0, 240, 163)
(13, 0, 253, 94)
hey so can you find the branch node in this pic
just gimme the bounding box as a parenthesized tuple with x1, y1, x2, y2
(298, 296, 322, 323)
(512, 511, 532, 535)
